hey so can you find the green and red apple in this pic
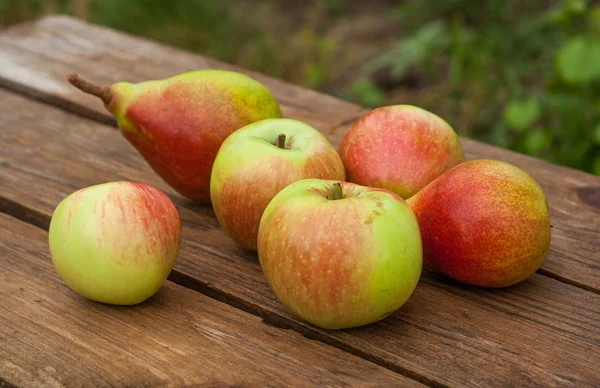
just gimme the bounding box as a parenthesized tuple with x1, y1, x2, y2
(257, 179, 423, 330)
(48, 181, 182, 305)
(340, 105, 465, 199)
(210, 118, 346, 251)
(407, 159, 551, 287)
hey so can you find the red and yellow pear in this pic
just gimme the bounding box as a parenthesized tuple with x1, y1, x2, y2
(67, 70, 282, 203)
(407, 159, 551, 287)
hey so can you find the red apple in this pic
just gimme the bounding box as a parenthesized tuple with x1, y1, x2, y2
(257, 179, 423, 329)
(339, 105, 465, 199)
(210, 118, 346, 251)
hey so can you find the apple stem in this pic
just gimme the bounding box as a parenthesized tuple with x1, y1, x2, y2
(277, 133, 286, 149)
(331, 182, 344, 200)
(67, 73, 112, 106)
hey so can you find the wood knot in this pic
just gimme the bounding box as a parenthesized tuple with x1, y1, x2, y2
(577, 186, 600, 212)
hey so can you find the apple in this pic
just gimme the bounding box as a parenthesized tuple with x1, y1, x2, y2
(339, 105, 465, 199)
(210, 118, 346, 251)
(257, 179, 423, 330)
(48, 181, 182, 305)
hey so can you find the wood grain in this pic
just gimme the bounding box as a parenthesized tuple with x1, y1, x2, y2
(2, 88, 600, 387)
(0, 16, 366, 136)
(0, 212, 418, 387)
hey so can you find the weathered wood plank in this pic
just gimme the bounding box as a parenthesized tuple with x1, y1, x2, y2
(2, 88, 600, 387)
(0, 212, 417, 387)
(0, 16, 366, 136)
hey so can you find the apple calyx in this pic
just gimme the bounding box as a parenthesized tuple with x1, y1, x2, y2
(67, 73, 113, 106)
(329, 182, 344, 200)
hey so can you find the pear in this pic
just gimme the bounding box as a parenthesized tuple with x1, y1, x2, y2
(406, 159, 551, 287)
(67, 70, 282, 203)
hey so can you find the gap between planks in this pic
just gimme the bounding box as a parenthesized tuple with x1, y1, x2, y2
(536, 268, 600, 295)
(0, 197, 443, 388)
(0, 81, 596, 297)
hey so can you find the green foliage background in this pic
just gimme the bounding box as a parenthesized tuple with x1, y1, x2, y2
(1, 0, 599, 175)
(369, 0, 600, 176)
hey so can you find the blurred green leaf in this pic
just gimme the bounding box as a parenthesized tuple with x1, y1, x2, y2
(571, 140, 592, 160)
(319, 0, 345, 14)
(590, 6, 600, 34)
(593, 154, 600, 176)
(563, 0, 587, 16)
(594, 123, 600, 144)
(503, 98, 541, 132)
(366, 20, 449, 79)
(547, 0, 587, 25)
(448, 20, 476, 86)
(557, 36, 600, 84)
(352, 79, 386, 107)
(524, 129, 551, 155)
(304, 65, 325, 88)
(491, 124, 511, 148)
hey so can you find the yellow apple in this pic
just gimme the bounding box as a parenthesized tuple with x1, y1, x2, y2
(48, 181, 182, 305)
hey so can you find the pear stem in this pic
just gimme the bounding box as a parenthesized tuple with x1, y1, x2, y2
(277, 133, 286, 149)
(331, 182, 344, 200)
(67, 73, 112, 106)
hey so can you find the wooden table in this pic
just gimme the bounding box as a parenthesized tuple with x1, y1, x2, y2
(1, 16, 599, 388)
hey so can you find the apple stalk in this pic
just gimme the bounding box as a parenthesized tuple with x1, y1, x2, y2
(331, 182, 344, 200)
(277, 133, 286, 149)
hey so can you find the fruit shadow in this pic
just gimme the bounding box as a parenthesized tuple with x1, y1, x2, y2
(174, 197, 261, 264)
(69, 285, 170, 316)
(420, 268, 537, 295)
(319, 268, 538, 337)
